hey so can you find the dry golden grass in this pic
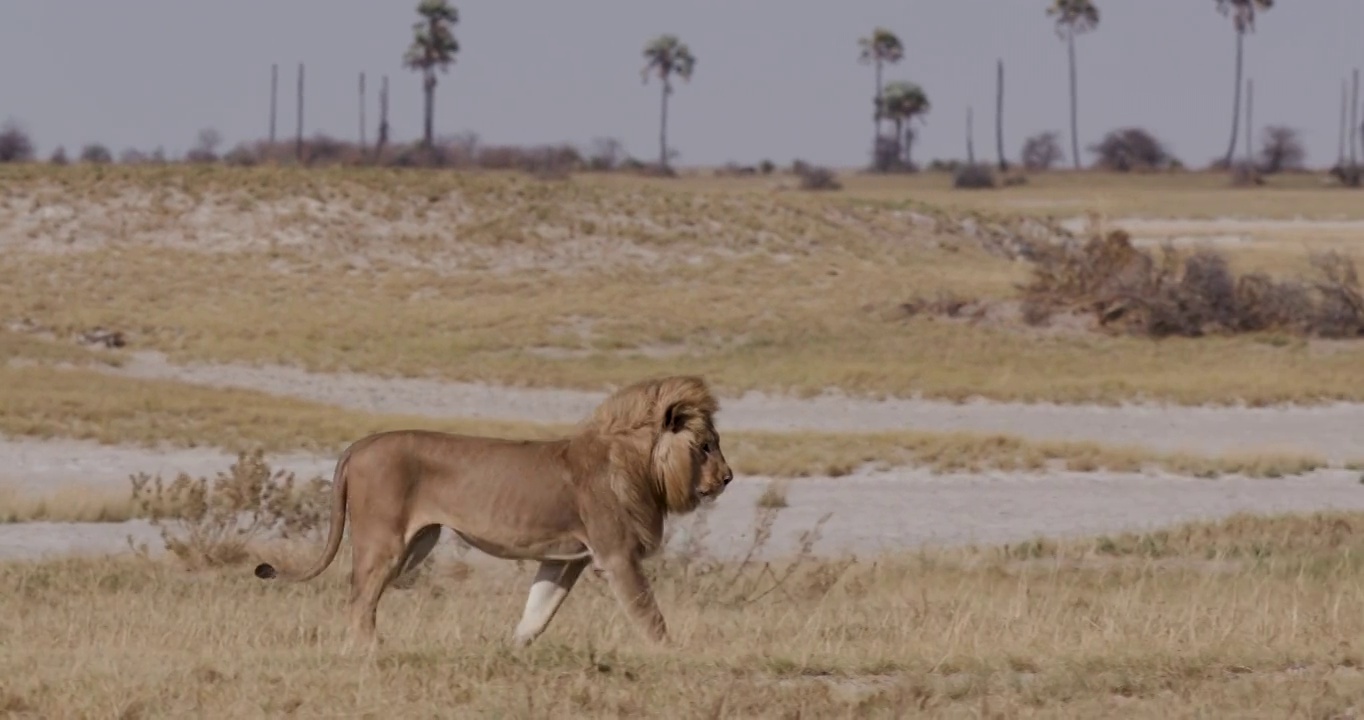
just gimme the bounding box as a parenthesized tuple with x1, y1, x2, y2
(3, 510, 1364, 717)
(6, 165, 1364, 406)
(0, 483, 138, 523)
(647, 167, 1364, 220)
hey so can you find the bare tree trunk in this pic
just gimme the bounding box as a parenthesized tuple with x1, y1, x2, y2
(1244, 78, 1254, 168)
(1223, 30, 1244, 168)
(873, 60, 883, 170)
(1341, 78, 1350, 167)
(359, 72, 367, 154)
(1352, 68, 1361, 170)
(274, 64, 282, 147)
(996, 58, 1008, 172)
(1067, 26, 1080, 170)
(893, 117, 904, 168)
(658, 79, 670, 169)
(423, 72, 436, 150)
(375, 75, 390, 162)
(295, 63, 305, 163)
(966, 106, 976, 166)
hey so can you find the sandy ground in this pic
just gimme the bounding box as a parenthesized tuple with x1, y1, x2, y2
(4, 464, 1364, 563)
(99, 351, 1364, 461)
(7, 350, 1364, 562)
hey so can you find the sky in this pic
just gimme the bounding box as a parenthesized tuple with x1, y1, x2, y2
(2, 1, 1362, 170)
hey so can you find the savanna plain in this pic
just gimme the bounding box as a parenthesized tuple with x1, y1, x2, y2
(5, 164, 1364, 717)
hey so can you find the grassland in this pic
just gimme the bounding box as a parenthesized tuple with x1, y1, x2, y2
(4, 164, 1364, 407)
(2, 510, 1363, 717)
(4, 163, 1364, 717)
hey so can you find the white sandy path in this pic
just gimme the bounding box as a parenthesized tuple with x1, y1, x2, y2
(97, 351, 1364, 461)
(4, 458, 1364, 562)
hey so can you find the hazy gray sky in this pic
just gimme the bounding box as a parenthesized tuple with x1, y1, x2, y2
(2, 1, 1362, 169)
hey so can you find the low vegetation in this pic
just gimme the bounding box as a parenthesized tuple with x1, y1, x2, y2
(8, 166, 1364, 407)
(1019, 229, 1364, 338)
(3, 476, 1364, 717)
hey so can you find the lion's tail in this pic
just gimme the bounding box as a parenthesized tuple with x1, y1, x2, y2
(253, 446, 352, 583)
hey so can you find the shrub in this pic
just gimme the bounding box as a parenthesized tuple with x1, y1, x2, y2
(79, 143, 113, 164)
(128, 449, 331, 569)
(1021, 131, 1064, 171)
(953, 163, 996, 189)
(1020, 229, 1364, 338)
(1088, 127, 1177, 172)
(0, 120, 35, 163)
(792, 160, 841, 191)
(1258, 126, 1306, 174)
(223, 143, 259, 166)
(48, 146, 68, 166)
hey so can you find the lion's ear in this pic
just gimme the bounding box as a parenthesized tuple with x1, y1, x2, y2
(662, 401, 691, 435)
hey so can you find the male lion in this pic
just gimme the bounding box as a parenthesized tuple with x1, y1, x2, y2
(252, 374, 734, 650)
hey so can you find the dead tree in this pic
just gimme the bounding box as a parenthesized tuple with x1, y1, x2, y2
(966, 106, 976, 165)
(995, 59, 1008, 172)
(274, 63, 282, 145)
(375, 75, 390, 162)
(295, 62, 305, 163)
(359, 72, 367, 154)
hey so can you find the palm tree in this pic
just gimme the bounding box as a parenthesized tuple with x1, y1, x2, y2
(403, 0, 459, 150)
(1046, 0, 1099, 170)
(641, 34, 696, 171)
(858, 28, 905, 170)
(879, 81, 931, 169)
(1215, 0, 1273, 168)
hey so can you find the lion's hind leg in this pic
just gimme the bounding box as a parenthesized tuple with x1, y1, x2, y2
(345, 531, 409, 654)
(390, 524, 441, 590)
(512, 559, 590, 647)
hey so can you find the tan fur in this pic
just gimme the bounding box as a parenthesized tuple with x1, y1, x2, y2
(253, 375, 733, 650)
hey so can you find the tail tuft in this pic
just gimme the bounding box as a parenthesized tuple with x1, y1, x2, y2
(254, 563, 278, 580)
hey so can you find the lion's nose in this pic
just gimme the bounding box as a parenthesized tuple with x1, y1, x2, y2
(722, 470, 734, 485)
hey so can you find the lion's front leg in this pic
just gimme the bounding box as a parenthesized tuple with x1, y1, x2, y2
(512, 559, 589, 647)
(598, 553, 668, 644)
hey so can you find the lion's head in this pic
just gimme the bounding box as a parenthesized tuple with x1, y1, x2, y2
(576, 375, 733, 547)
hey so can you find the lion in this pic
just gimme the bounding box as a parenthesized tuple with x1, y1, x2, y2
(252, 374, 734, 650)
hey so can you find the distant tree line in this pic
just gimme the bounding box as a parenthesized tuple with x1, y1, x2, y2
(0, 0, 1360, 187)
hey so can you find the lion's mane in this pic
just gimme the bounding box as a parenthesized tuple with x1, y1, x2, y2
(569, 374, 720, 555)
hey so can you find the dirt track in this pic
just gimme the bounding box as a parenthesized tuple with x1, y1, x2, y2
(6, 352, 1364, 563)
(100, 351, 1364, 461)
(3, 455, 1363, 562)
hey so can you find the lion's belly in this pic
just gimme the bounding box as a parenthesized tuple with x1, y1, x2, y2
(450, 530, 590, 562)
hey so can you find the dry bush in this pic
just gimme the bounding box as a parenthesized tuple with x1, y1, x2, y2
(1229, 161, 1265, 187)
(1258, 125, 1306, 174)
(1020, 229, 1364, 338)
(1088, 127, 1178, 172)
(79, 143, 112, 165)
(1331, 163, 1363, 188)
(952, 163, 996, 189)
(1020, 130, 1065, 171)
(792, 160, 841, 191)
(0, 120, 36, 163)
(127, 449, 331, 569)
(754, 481, 789, 509)
(655, 501, 840, 611)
